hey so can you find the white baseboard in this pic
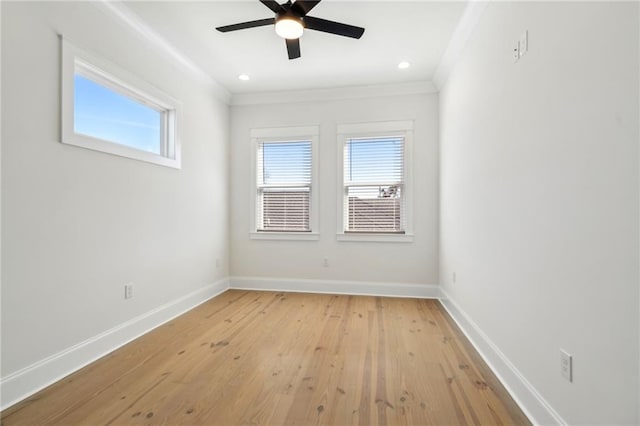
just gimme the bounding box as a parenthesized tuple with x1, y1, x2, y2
(0, 278, 230, 411)
(229, 276, 440, 299)
(230, 277, 563, 424)
(439, 289, 566, 426)
(1, 277, 563, 425)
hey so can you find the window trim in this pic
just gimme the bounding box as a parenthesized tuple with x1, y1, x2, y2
(336, 120, 414, 243)
(250, 126, 319, 241)
(61, 37, 181, 169)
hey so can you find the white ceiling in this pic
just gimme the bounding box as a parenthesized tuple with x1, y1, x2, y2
(121, 1, 467, 94)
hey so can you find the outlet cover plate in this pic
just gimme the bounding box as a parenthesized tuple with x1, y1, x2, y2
(513, 41, 520, 63)
(125, 283, 134, 300)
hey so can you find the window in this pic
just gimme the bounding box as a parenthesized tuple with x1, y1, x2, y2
(251, 126, 319, 240)
(344, 136, 404, 232)
(258, 141, 311, 231)
(337, 121, 413, 242)
(61, 38, 181, 168)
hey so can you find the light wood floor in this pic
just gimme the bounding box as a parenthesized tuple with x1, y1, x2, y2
(2, 290, 530, 425)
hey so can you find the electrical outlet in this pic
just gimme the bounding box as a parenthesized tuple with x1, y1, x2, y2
(513, 40, 520, 63)
(124, 283, 134, 300)
(560, 349, 572, 382)
(323, 258, 329, 267)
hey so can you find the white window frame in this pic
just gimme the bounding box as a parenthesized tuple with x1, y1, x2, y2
(250, 126, 319, 241)
(337, 120, 414, 243)
(61, 37, 181, 169)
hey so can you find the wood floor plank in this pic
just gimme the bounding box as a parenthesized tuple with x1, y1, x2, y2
(1, 291, 530, 425)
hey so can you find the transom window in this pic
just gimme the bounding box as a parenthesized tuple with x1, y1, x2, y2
(73, 70, 163, 155)
(61, 38, 181, 168)
(250, 126, 319, 240)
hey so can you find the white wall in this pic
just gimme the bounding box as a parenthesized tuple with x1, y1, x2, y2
(1, 0, 228, 380)
(439, 2, 639, 424)
(230, 93, 438, 285)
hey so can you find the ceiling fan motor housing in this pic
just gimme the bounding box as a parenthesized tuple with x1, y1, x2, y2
(216, 0, 364, 60)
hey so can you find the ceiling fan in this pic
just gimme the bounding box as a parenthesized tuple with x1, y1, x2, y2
(216, 0, 365, 60)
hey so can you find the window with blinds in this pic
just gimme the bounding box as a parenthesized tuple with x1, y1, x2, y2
(257, 140, 312, 232)
(343, 136, 405, 233)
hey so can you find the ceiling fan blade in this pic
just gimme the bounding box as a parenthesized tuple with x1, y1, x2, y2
(291, 1, 321, 16)
(260, 0, 284, 14)
(303, 16, 364, 39)
(216, 18, 275, 32)
(286, 38, 301, 59)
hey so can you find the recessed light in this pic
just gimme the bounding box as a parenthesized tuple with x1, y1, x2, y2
(398, 61, 411, 69)
(238, 74, 250, 81)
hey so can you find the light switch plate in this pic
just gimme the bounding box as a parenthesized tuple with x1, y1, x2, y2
(519, 30, 528, 57)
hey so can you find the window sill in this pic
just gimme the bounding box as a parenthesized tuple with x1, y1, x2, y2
(250, 232, 320, 241)
(62, 134, 181, 169)
(336, 233, 414, 243)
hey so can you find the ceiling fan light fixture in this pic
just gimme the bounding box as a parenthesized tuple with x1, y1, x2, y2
(275, 17, 304, 39)
(216, 0, 365, 60)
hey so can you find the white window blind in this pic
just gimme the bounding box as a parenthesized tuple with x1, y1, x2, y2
(257, 140, 312, 232)
(343, 136, 405, 233)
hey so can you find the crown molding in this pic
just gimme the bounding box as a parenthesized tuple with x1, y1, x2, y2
(433, 1, 489, 90)
(230, 80, 437, 106)
(93, 0, 231, 104)
(90, 0, 483, 104)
